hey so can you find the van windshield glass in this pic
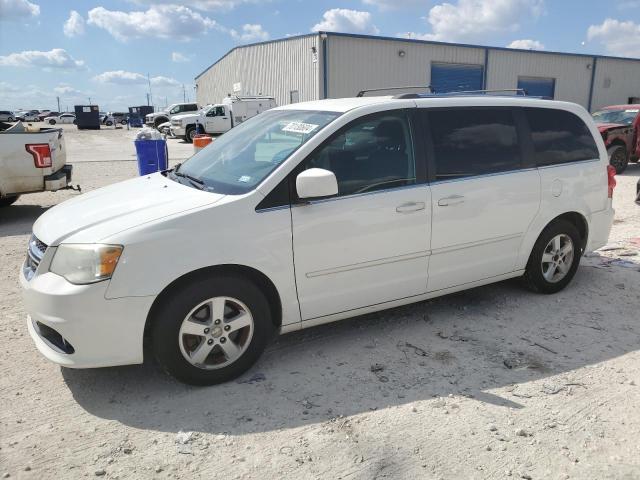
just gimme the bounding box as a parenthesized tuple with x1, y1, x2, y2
(173, 110, 341, 194)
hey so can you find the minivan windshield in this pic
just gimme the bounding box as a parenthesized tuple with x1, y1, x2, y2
(592, 108, 639, 126)
(172, 109, 341, 194)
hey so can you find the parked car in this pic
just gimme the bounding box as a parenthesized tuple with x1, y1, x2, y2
(16, 110, 40, 122)
(0, 111, 16, 122)
(146, 103, 198, 129)
(171, 96, 277, 143)
(44, 113, 76, 125)
(1, 121, 75, 207)
(592, 104, 640, 173)
(21, 95, 615, 385)
(38, 111, 56, 121)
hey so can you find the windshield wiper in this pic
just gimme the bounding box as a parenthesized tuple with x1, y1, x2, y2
(168, 165, 207, 190)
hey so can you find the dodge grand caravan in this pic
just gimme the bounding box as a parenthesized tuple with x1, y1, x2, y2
(21, 95, 615, 385)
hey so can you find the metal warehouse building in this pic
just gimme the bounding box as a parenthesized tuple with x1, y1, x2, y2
(195, 31, 640, 112)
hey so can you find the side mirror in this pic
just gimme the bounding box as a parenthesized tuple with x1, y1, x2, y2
(296, 168, 338, 199)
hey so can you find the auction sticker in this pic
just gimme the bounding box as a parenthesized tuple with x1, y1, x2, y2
(282, 122, 319, 134)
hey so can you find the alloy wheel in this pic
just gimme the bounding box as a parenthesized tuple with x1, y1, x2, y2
(541, 234, 574, 283)
(178, 296, 254, 369)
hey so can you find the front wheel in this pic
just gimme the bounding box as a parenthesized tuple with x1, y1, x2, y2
(8, 117, 14, 122)
(523, 220, 582, 294)
(48, 119, 56, 125)
(151, 275, 274, 385)
(185, 126, 196, 143)
(0, 195, 20, 207)
(608, 145, 628, 174)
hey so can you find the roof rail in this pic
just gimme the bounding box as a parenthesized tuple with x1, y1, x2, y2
(356, 85, 433, 97)
(394, 88, 528, 99)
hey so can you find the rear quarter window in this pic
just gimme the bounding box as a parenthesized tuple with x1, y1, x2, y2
(525, 108, 599, 166)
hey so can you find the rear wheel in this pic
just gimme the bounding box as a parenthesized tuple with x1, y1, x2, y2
(151, 275, 274, 385)
(608, 145, 628, 174)
(48, 119, 56, 125)
(523, 220, 582, 294)
(0, 195, 20, 207)
(7, 116, 14, 122)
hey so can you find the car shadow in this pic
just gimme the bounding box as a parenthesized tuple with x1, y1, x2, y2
(62, 262, 640, 436)
(619, 161, 640, 177)
(0, 204, 49, 237)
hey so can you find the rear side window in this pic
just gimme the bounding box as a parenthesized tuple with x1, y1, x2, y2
(525, 108, 599, 166)
(428, 108, 521, 180)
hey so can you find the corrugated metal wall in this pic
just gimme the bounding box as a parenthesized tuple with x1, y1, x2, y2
(326, 35, 485, 98)
(487, 50, 593, 108)
(591, 58, 640, 110)
(195, 34, 322, 107)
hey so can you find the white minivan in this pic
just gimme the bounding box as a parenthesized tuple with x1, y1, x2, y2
(21, 95, 615, 385)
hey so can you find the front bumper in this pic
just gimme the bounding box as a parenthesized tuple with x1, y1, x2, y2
(21, 262, 154, 368)
(44, 165, 72, 191)
(171, 125, 186, 137)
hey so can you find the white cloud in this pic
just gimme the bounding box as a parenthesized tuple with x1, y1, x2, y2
(87, 5, 219, 42)
(171, 52, 190, 63)
(131, 0, 262, 11)
(53, 83, 87, 98)
(94, 70, 147, 84)
(587, 18, 640, 57)
(312, 9, 379, 35)
(399, 0, 544, 43)
(507, 39, 545, 50)
(93, 70, 181, 88)
(63, 10, 85, 37)
(362, 0, 421, 10)
(151, 76, 180, 87)
(230, 23, 269, 42)
(0, 0, 39, 21)
(0, 48, 85, 70)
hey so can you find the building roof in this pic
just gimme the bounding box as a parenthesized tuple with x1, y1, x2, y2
(194, 31, 640, 81)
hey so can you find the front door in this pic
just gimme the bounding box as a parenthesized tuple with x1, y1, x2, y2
(291, 110, 431, 320)
(205, 106, 230, 133)
(421, 106, 540, 292)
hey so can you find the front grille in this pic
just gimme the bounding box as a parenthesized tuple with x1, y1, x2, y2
(24, 234, 47, 281)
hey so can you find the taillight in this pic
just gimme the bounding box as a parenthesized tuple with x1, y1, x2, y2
(25, 143, 52, 168)
(607, 164, 617, 198)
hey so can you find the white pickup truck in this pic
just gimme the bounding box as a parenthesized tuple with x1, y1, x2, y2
(170, 95, 277, 142)
(145, 102, 199, 129)
(0, 122, 77, 207)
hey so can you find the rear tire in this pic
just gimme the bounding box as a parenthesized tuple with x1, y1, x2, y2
(523, 220, 582, 294)
(151, 275, 274, 386)
(608, 145, 628, 174)
(0, 195, 20, 207)
(48, 119, 56, 125)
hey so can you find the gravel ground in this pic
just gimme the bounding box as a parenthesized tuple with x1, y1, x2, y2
(1, 134, 639, 479)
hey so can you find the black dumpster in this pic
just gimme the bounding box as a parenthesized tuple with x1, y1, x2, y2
(74, 105, 100, 130)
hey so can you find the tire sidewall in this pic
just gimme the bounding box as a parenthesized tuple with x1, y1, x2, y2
(186, 127, 196, 143)
(608, 145, 628, 174)
(151, 275, 273, 385)
(525, 220, 582, 294)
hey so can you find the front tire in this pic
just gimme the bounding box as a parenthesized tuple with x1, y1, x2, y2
(151, 275, 274, 385)
(48, 119, 56, 125)
(523, 220, 582, 294)
(0, 195, 20, 207)
(185, 125, 197, 143)
(608, 145, 628, 174)
(8, 116, 14, 122)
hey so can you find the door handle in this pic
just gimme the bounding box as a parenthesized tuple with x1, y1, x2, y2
(437, 195, 465, 206)
(396, 201, 425, 213)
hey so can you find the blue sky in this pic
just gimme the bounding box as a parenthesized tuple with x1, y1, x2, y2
(1, 0, 639, 111)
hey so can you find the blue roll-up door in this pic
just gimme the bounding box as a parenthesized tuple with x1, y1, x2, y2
(431, 63, 484, 93)
(517, 76, 555, 98)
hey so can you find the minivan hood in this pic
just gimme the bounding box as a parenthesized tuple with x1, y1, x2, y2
(172, 113, 199, 121)
(33, 173, 225, 246)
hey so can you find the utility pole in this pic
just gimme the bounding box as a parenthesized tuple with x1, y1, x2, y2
(147, 73, 153, 106)
(88, 96, 92, 105)
(56, 96, 61, 113)
(182, 84, 186, 103)
(146, 93, 150, 106)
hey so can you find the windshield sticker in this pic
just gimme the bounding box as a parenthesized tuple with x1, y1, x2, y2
(238, 175, 251, 183)
(625, 109, 639, 113)
(282, 122, 319, 135)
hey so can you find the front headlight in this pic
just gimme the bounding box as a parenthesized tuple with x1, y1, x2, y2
(50, 244, 123, 285)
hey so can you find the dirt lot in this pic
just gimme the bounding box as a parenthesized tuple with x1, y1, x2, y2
(1, 126, 639, 479)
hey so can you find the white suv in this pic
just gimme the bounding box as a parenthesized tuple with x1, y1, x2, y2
(20, 95, 615, 385)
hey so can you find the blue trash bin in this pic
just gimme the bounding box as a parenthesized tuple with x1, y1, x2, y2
(135, 139, 168, 176)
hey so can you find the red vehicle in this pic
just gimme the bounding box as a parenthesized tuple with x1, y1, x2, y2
(592, 105, 640, 173)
